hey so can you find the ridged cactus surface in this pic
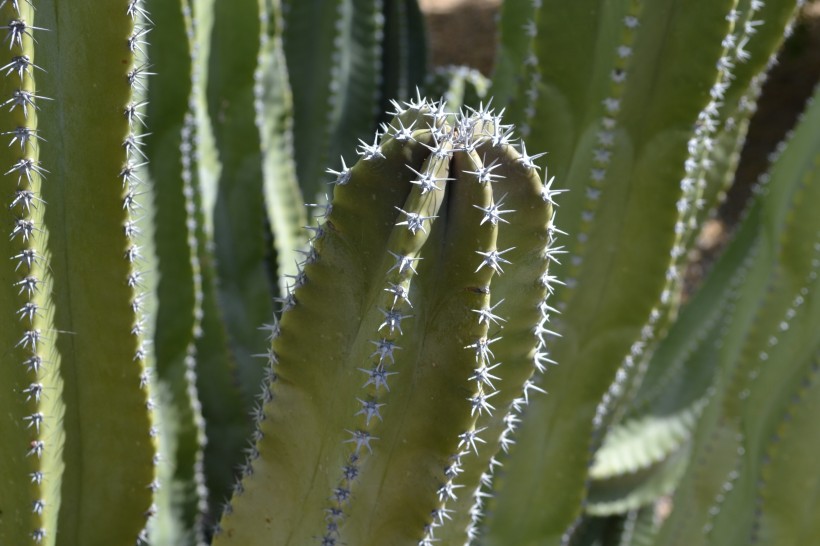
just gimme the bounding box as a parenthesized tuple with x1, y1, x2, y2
(0, 1, 157, 545)
(213, 100, 557, 546)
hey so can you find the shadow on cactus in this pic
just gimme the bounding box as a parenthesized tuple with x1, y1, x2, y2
(213, 99, 559, 546)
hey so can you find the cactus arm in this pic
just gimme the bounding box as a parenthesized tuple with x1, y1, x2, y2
(339, 142, 497, 545)
(489, 0, 539, 121)
(483, 1, 741, 543)
(588, 1, 804, 438)
(379, 0, 427, 114)
(687, 0, 800, 243)
(206, 0, 276, 408)
(283, 0, 384, 204)
(0, 1, 63, 544)
(425, 65, 490, 113)
(33, 2, 157, 544)
(421, 130, 554, 544)
(655, 84, 820, 546)
(696, 0, 801, 220)
(214, 106, 551, 546)
(212, 122, 435, 546)
(142, 0, 210, 543)
(754, 353, 820, 545)
(189, 0, 220, 237)
(257, 0, 307, 292)
(584, 174, 767, 510)
(703, 94, 820, 545)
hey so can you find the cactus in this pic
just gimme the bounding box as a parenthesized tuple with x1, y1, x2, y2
(0, 1, 157, 545)
(481, 1, 810, 544)
(212, 100, 556, 546)
(2, 1, 820, 545)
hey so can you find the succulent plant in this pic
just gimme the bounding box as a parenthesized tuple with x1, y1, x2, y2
(1, 0, 819, 545)
(213, 100, 557, 546)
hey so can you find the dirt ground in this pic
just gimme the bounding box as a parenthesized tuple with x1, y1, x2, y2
(418, 0, 820, 284)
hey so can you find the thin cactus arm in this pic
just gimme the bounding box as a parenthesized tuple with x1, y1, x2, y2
(431, 131, 558, 544)
(143, 0, 209, 543)
(489, 0, 540, 122)
(424, 65, 490, 114)
(189, 0, 221, 236)
(283, 0, 385, 205)
(174, 0, 256, 526)
(257, 0, 308, 294)
(34, 1, 158, 544)
(704, 94, 820, 546)
(379, 0, 428, 119)
(206, 0, 277, 411)
(213, 103, 553, 546)
(688, 0, 801, 239)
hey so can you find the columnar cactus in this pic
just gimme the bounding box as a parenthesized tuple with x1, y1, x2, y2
(0, 1, 157, 545)
(212, 100, 558, 546)
(1, 1, 819, 545)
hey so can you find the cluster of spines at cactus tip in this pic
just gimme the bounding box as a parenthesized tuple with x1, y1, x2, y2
(3, 0, 48, 542)
(124, 1, 160, 543)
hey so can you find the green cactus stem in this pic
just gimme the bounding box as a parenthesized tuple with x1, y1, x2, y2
(283, 0, 385, 205)
(36, 2, 158, 544)
(480, 1, 784, 542)
(212, 100, 555, 546)
(655, 82, 820, 546)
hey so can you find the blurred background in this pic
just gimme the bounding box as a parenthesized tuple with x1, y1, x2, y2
(418, 0, 820, 287)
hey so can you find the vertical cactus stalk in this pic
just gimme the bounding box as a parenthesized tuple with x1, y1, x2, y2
(0, 1, 63, 544)
(256, 0, 308, 292)
(143, 0, 210, 543)
(33, 1, 157, 544)
(207, 0, 278, 410)
(283, 0, 385, 204)
(212, 100, 555, 546)
(180, 0, 255, 527)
